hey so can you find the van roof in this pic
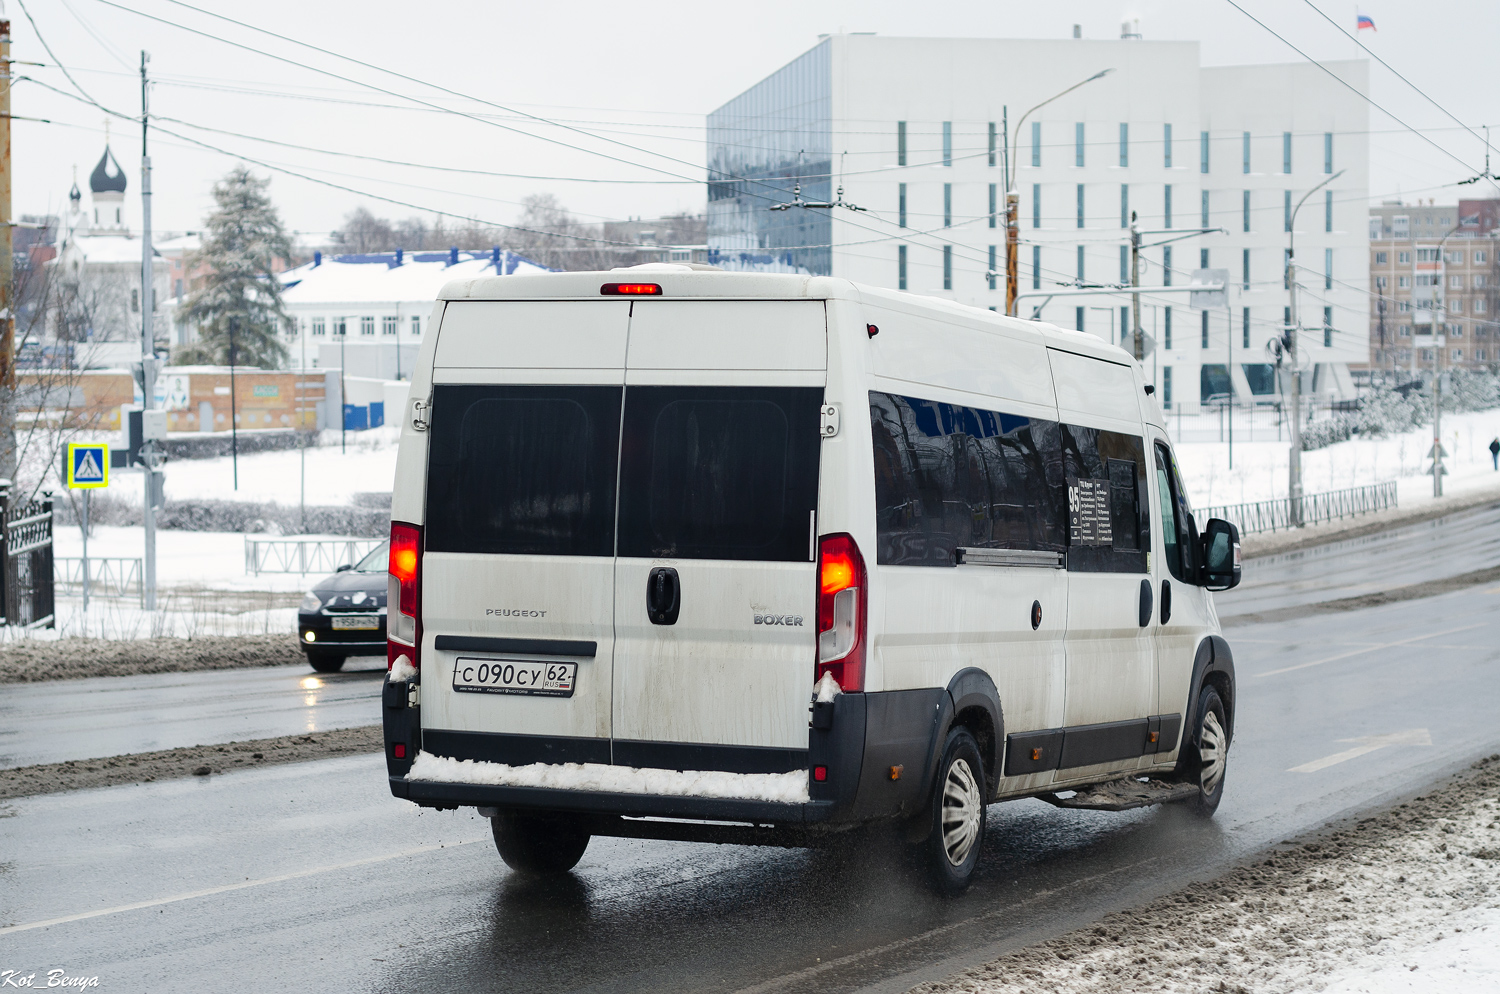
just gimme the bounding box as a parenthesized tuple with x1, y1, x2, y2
(438, 267, 1138, 368)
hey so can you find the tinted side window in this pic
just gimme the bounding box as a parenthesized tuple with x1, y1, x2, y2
(1060, 424, 1150, 574)
(617, 387, 822, 561)
(425, 385, 621, 556)
(870, 392, 1066, 566)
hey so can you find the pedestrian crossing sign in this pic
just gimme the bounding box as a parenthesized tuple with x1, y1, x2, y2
(67, 442, 110, 489)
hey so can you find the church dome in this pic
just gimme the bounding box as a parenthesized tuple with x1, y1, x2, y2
(69, 180, 82, 204)
(90, 145, 127, 195)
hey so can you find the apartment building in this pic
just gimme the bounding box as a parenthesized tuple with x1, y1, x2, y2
(1368, 199, 1500, 373)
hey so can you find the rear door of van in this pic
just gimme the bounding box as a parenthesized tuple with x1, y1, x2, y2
(420, 300, 628, 764)
(610, 300, 825, 773)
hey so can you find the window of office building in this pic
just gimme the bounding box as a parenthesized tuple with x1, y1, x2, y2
(942, 122, 952, 166)
(899, 184, 907, 228)
(333, 318, 346, 337)
(1201, 311, 1209, 348)
(1120, 184, 1129, 228)
(1325, 190, 1333, 232)
(1325, 248, 1333, 290)
(312, 318, 326, 336)
(1284, 190, 1292, 232)
(1164, 184, 1173, 228)
(1242, 249, 1251, 290)
(898, 245, 907, 290)
(1201, 131, 1210, 173)
(382, 315, 398, 336)
(988, 122, 997, 166)
(944, 184, 952, 227)
(897, 122, 906, 166)
(1077, 184, 1085, 228)
(1242, 307, 1251, 348)
(988, 184, 996, 228)
(1077, 307, 1085, 332)
(1201, 189, 1210, 228)
(1376, 251, 1387, 264)
(361, 316, 375, 336)
(1032, 122, 1041, 167)
(1164, 306, 1173, 349)
(1242, 132, 1251, 174)
(988, 245, 996, 291)
(943, 245, 952, 290)
(1283, 132, 1292, 173)
(1032, 245, 1041, 289)
(1323, 307, 1333, 347)
(1076, 123, 1085, 167)
(1033, 184, 1041, 228)
(1077, 245, 1086, 282)
(1163, 123, 1173, 168)
(1200, 248, 1209, 269)
(1398, 251, 1410, 264)
(1163, 246, 1172, 286)
(411, 315, 421, 336)
(1120, 245, 1129, 283)
(1243, 190, 1251, 232)
(1324, 133, 1333, 173)
(1119, 123, 1129, 167)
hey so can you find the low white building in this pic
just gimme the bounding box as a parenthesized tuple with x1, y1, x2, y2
(274, 249, 554, 371)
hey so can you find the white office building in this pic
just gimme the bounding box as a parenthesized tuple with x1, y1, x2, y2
(708, 34, 1370, 410)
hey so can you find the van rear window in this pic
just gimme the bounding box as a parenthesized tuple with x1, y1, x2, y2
(425, 385, 621, 556)
(617, 387, 822, 561)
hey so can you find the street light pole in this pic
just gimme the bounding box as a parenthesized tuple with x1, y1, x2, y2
(1430, 220, 1466, 496)
(1003, 69, 1115, 317)
(1284, 169, 1344, 526)
(1131, 212, 1143, 359)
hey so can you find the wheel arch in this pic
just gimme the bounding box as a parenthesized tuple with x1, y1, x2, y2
(943, 668, 1005, 798)
(1184, 635, 1236, 747)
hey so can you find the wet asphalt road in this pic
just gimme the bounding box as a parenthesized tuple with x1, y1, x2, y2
(14, 501, 1499, 769)
(0, 657, 389, 769)
(3, 511, 1500, 992)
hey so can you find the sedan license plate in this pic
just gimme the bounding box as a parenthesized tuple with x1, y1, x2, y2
(452, 658, 576, 698)
(331, 615, 380, 631)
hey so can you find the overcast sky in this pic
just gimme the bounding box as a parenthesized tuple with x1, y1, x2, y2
(10, 0, 1499, 242)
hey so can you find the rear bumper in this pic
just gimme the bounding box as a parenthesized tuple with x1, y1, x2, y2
(389, 775, 837, 825)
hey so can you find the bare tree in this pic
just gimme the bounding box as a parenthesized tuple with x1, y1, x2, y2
(330, 206, 396, 254)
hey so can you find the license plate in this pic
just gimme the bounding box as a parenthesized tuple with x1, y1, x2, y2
(452, 657, 576, 698)
(331, 615, 380, 631)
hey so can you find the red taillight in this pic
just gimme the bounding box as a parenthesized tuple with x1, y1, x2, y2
(816, 533, 867, 692)
(813, 765, 828, 782)
(600, 282, 662, 295)
(393, 743, 407, 759)
(388, 521, 422, 671)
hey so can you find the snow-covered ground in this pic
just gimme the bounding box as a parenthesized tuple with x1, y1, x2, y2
(1172, 409, 1500, 510)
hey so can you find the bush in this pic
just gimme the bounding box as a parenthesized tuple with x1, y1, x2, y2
(53, 491, 387, 537)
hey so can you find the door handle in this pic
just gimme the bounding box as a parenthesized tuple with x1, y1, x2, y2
(647, 567, 681, 626)
(1138, 578, 1154, 628)
(1160, 579, 1172, 624)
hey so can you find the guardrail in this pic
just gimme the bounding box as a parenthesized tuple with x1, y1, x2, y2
(1199, 481, 1398, 535)
(244, 536, 383, 575)
(55, 557, 143, 604)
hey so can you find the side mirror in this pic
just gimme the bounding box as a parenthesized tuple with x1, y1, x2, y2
(1198, 518, 1241, 590)
(336, 564, 353, 573)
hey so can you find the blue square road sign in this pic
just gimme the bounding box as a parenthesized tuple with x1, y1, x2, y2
(67, 443, 110, 489)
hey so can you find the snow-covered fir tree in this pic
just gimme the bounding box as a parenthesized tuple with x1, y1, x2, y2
(178, 167, 293, 369)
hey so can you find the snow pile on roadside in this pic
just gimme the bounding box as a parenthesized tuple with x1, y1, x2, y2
(911, 756, 1500, 994)
(406, 751, 810, 803)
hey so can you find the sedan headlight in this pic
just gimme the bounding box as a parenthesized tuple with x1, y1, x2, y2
(300, 591, 322, 613)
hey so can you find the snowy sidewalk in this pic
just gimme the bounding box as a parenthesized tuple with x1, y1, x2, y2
(910, 757, 1500, 994)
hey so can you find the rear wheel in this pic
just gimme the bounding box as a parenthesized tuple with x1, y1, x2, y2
(1180, 685, 1228, 817)
(920, 727, 987, 895)
(491, 811, 591, 875)
(306, 651, 345, 673)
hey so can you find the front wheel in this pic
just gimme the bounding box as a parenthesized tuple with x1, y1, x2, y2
(919, 727, 987, 895)
(306, 651, 345, 673)
(1181, 685, 1229, 817)
(491, 811, 591, 875)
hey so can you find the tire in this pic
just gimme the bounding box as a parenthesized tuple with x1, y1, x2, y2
(491, 811, 591, 875)
(1180, 685, 1229, 818)
(307, 651, 346, 673)
(919, 727, 987, 895)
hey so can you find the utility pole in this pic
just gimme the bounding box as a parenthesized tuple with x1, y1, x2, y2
(139, 50, 159, 611)
(1130, 211, 1143, 360)
(1283, 169, 1344, 527)
(1429, 220, 1466, 496)
(0, 9, 16, 487)
(229, 317, 238, 489)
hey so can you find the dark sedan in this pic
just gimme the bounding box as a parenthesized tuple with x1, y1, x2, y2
(298, 541, 388, 672)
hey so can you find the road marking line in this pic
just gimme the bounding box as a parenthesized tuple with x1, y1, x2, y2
(1289, 728, 1432, 774)
(0, 837, 485, 935)
(1256, 623, 1485, 678)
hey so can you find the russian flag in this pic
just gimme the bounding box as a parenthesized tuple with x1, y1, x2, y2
(1357, 12, 1376, 30)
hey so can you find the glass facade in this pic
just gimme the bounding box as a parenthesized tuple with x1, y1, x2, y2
(707, 40, 832, 275)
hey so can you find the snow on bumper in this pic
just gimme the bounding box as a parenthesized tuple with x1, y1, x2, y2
(405, 751, 811, 804)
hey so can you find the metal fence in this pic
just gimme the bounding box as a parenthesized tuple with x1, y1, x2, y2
(245, 536, 383, 575)
(1199, 481, 1398, 535)
(2, 493, 55, 628)
(54, 557, 144, 603)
